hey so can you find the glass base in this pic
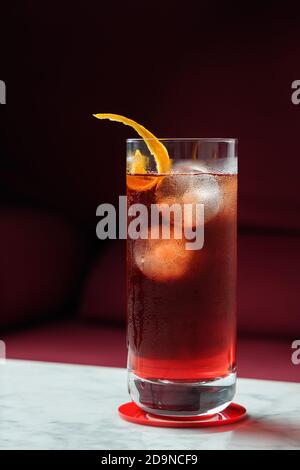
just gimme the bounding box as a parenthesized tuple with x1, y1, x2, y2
(128, 371, 236, 417)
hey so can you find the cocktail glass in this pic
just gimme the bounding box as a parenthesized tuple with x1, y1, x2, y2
(127, 138, 237, 417)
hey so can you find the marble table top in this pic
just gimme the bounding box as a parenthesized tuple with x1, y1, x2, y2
(0, 359, 299, 450)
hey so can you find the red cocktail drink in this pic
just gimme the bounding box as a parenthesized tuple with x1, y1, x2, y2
(127, 139, 237, 416)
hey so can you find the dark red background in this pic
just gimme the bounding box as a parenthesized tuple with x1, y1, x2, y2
(0, 2, 299, 381)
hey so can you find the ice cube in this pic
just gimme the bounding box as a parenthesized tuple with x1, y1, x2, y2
(172, 161, 209, 174)
(134, 235, 193, 282)
(173, 158, 237, 175)
(191, 173, 222, 223)
(155, 173, 222, 226)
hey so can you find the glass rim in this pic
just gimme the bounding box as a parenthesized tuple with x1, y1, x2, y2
(127, 137, 237, 144)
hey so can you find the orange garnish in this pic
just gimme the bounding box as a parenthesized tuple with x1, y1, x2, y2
(127, 174, 160, 192)
(130, 149, 147, 174)
(126, 152, 160, 191)
(93, 113, 170, 174)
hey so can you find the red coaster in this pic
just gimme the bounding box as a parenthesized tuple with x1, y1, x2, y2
(118, 402, 247, 428)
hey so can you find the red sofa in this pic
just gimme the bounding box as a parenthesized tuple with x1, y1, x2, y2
(1, 3, 299, 383)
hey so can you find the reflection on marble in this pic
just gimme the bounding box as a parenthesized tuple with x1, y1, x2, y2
(0, 360, 300, 450)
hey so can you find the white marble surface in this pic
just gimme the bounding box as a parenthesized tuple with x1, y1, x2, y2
(0, 359, 300, 450)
